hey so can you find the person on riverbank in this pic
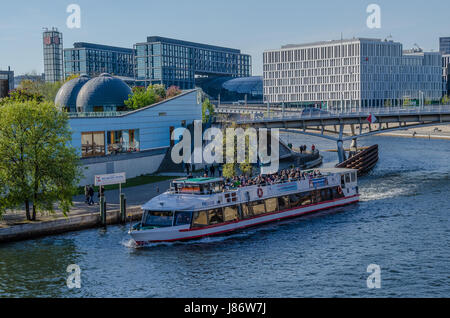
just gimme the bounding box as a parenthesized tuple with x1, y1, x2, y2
(88, 186, 95, 206)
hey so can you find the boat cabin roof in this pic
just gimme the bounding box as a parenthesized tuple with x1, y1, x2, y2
(173, 177, 223, 185)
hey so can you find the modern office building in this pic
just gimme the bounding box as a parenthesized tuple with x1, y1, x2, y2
(0, 67, 14, 98)
(443, 54, 450, 96)
(64, 43, 134, 79)
(439, 37, 450, 55)
(134, 36, 252, 89)
(43, 27, 63, 83)
(263, 38, 442, 108)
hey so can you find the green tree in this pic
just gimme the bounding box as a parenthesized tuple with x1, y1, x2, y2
(166, 85, 182, 98)
(124, 86, 158, 110)
(202, 98, 215, 123)
(18, 79, 59, 103)
(0, 101, 81, 220)
(148, 84, 166, 100)
(0, 89, 44, 105)
(222, 163, 237, 178)
(442, 95, 449, 105)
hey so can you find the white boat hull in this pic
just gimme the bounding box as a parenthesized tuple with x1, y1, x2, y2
(130, 194, 359, 244)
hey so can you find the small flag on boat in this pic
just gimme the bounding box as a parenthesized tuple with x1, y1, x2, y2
(366, 114, 377, 123)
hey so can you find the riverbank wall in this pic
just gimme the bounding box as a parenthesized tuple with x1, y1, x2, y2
(0, 206, 143, 244)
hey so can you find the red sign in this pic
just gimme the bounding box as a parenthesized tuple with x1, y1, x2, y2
(44, 36, 51, 45)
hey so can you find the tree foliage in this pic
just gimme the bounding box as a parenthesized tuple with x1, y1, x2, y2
(0, 101, 81, 220)
(124, 84, 181, 110)
(0, 89, 44, 105)
(202, 98, 215, 123)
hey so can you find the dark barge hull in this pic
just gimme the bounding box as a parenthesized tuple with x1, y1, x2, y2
(335, 144, 379, 176)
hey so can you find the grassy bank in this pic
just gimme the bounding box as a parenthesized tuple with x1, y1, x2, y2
(76, 175, 181, 195)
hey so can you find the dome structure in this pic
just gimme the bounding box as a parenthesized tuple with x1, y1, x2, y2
(75, 73, 132, 112)
(222, 76, 263, 95)
(54, 74, 90, 112)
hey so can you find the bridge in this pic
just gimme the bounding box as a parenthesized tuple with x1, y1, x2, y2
(215, 105, 450, 163)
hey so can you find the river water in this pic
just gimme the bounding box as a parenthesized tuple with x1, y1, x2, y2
(0, 135, 449, 298)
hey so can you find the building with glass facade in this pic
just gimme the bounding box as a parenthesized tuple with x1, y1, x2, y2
(0, 68, 14, 98)
(439, 37, 450, 55)
(43, 27, 63, 83)
(443, 54, 450, 96)
(197, 76, 263, 103)
(64, 43, 134, 79)
(134, 36, 252, 89)
(263, 38, 443, 108)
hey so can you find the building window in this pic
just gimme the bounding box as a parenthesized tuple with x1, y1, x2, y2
(107, 129, 140, 155)
(81, 131, 105, 158)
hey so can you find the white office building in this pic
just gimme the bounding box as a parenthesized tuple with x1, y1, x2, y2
(443, 54, 450, 97)
(263, 38, 442, 108)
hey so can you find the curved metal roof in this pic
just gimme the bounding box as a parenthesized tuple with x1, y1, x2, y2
(76, 73, 132, 112)
(222, 76, 263, 94)
(54, 75, 90, 112)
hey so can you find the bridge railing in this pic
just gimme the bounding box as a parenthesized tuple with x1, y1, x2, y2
(227, 105, 450, 123)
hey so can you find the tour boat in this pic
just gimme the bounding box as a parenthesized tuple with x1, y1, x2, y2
(129, 168, 360, 245)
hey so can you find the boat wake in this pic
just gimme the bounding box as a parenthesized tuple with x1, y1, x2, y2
(122, 231, 252, 249)
(360, 187, 411, 202)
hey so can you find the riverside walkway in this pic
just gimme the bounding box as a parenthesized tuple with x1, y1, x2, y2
(0, 179, 174, 243)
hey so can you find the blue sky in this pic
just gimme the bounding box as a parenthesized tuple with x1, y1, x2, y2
(1, 0, 449, 75)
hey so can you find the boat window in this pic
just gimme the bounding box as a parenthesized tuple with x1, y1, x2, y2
(341, 175, 346, 188)
(241, 203, 253, 219)
(192, 211, 208, 228)
(351, 172, 356, 183)
(290, 192, 313, 207)
(251, 200, 266, 216)
(174, 211, 192, 226)
(345, 174, 351, 183)
(224, 206, 239, 222)
(265, 198, 278, 213)
(289, 193, 302, 207)
(321, 189, 332, 201)
(208, 208, 224, 225)
(278, 196, 290, 211)
(332, 186, 345, 199)
(180, 185, 201, 194)
(143, 211, 174, 228)
(312, 190, 323, 203)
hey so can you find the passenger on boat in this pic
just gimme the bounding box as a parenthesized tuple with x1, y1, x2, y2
(223, 168, 323, 189)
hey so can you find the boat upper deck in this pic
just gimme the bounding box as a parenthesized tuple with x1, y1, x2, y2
(143, 168, 358, 212)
